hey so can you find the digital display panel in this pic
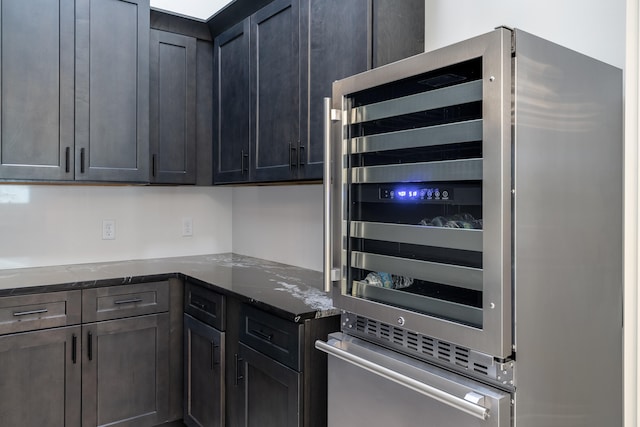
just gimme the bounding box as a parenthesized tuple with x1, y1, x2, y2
(379, 186, 452, 201)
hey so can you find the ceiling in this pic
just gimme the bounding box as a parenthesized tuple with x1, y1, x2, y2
(149, 0, 235, 20)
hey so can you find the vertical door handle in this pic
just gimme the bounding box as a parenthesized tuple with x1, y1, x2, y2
(152, 154, 157, 178)
(87, 331, 93, 361)
(241, 150, 249, 174)
(324, 98, 342, 291)
(72, 334, 77, 364)
(289, 142, 297, 169)
(298, 144, 305, 167)
(211, 342, 220, 370)
(234, 353, 244, 385)
(65, 147, 71, 173)
(80, 148, 86, 174)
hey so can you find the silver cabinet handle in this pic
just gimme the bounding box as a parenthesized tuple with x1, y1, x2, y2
(114, 298, 143, 305)
(13, 308, 48, 317)
(323, 97, 341, 292)
(315, 339, 490, 421)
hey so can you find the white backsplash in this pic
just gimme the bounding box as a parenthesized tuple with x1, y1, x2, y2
(232, 184, 323, 272)
(0, 183, 324, 272)
(0, 185, 233, 270)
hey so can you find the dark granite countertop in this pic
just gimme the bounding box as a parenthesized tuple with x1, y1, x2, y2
(0, 253, 338, 322)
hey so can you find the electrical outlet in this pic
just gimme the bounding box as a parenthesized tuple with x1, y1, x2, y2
(102, 219, 116, 240)
(182, 217, 193, 237)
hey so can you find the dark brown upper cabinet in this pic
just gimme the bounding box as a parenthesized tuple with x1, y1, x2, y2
(75, 0, 150, 183)
(212, 0, 424, 185)
(0, 0, 75, 181)
(298, 0, 370, 180)
(371, 0, 426, 68)
(250, 0, 301, 183)
(0, 0, 150, 183)
(149, 9, 214, 186)
(149, 29, 197, 184)
(213, 19, 251, 184)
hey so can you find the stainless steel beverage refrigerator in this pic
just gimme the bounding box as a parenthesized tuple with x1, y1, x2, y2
(316, 27, 623, 427)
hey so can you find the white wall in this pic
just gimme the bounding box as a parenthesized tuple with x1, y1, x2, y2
(424, 0, 625, 69)
(231, 185, 323, 272)
(0, 185, 233, 269)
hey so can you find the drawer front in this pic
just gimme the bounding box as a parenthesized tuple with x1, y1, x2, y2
(82, 281, 169, 322)
(184, 282, 225, 330)
(239, 304, 303, 371)
(0, 290, 82, 334)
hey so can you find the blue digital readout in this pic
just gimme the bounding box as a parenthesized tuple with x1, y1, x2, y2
(396, 189, 419, 199)
(380, 186, 451, 201)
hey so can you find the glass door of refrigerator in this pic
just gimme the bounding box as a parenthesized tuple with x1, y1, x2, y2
(331, 28, 512, 359)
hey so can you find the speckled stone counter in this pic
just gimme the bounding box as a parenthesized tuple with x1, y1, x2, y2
(0, 253, 338, 322)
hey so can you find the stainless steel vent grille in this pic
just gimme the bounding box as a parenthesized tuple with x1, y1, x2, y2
(346, 313, 514, 387)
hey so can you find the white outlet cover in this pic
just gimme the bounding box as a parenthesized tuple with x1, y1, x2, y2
(182, 217, 193, 237)
(102, 219, 116, 240)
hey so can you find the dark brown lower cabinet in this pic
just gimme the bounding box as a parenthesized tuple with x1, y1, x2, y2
(0, 326, 82, 427)
(81, 313, 170, 427)
(184, 314, 225, 427)
(227, 302, 340, 427)
(0, 282, 174, 427)
(237, 343, 301, 427)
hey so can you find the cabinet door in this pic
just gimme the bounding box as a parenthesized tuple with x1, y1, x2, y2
(250, 0, 300, 182)
(75, 0, 149, 182)
(82, 314, 169, 427)
(184, 314, 225, 427)
(0, 326, 81, 427)
(213, 19, 250, 184)
(150, 29, 197, 184)
(298, 0, 369, 180)
(196, 39, 214, 185)
(237, 343, 301, 427)
(371, 0, 425, 67)
(0, 0, 75, 181)
(224, 296, 244, 427)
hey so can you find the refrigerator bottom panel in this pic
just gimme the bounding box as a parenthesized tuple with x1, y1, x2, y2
(317, 333, 511, 427)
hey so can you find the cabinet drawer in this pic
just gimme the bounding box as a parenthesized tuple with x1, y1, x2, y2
(184, 282, 225, 330)
(82, 281, 169, 322)
(239, 304, 303, 371)
(0, 290, 82, 334)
